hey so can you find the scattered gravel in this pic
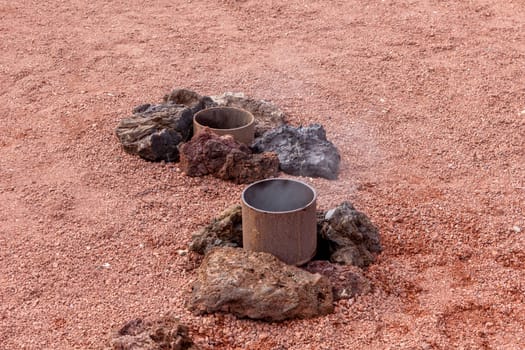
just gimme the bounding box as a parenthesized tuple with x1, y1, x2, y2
(1, 0, 524, 349)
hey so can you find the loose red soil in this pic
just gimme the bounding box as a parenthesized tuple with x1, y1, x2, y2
(1, 1, 524, 349)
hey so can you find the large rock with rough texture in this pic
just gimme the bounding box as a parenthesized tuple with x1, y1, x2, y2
(252, 124, 340, 179)
(179, 129, 279, 184)
(303, 260, 372, 300)
(189, 247, 334, 321)
(318, 202, 381, 267)
(163, 88, 215, 114)
(116, 103, 193, 161)
(189, 205, 243, 254)
(108, 317, 199, 350)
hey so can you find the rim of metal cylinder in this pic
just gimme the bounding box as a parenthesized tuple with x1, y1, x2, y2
(241, 178, 317, 214)
(194, 106, 255, 132)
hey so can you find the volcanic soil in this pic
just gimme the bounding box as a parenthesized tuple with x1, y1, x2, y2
(1, 1, 524, 349)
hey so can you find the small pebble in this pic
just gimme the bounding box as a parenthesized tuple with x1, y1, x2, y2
(512, 226, 521, 233)
(176, 249, 188, 256)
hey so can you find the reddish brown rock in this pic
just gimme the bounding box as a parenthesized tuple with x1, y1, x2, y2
(178, 129, 279, 184)
(217, 150, 279, 184)
(303, 260, 372, 300)
(108, 317, 199, 350)
(189, 247, 334, 321)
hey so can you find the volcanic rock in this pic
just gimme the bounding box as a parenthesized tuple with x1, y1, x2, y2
(189, 205, 243, 254)
(116, 103, 193, 162)
(317, 202, 381, 267)
(163, 88, 215, 114)
(178, 129, 279, 184)
(303, 260, 372, 300)
(252, 124, 341, 179)
(108, 317, 199, 350)
(189, 247, 334, 321)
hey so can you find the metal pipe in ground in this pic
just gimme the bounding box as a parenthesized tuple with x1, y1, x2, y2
(193, 106, 255, 145)
(241, 178, 317, 266)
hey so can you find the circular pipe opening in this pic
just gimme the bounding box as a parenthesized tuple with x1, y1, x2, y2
(242, 178, 316, 213)
(194, 107, 254, 131)
(193, 107, 255, 145)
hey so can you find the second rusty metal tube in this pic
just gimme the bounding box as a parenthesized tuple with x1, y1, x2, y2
(241, 178, 317, 266)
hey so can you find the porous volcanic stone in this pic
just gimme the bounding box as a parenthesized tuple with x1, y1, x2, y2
(108, 317, 199, 350)
(116, 103, 193, 162)
(252, 124, 341, 179)
(303, 260, 372, 300)
(163, 88, 215, 114)
(318, 202, 382, 267)
(179, 128, 279, 184)
(189, 205, 243, 254)
(189, 247, 334, 321)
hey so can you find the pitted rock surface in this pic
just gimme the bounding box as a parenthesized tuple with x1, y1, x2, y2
(317, 202, 382, 267)
(163, 88, 215, 114)
(116, 103, 193, 162)
(189, 247, 334, 321)
(189, 205, 243, 254)
(108, 317, 199, 350)
(303, 260, 372, 300)
(252, 124, 341, 179)
(179, 129, 279, 184)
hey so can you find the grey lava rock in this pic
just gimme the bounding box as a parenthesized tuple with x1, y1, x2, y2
(252, 124, 341, 180)
(116, 103, 193, 162)
(303, 260, 372, 300)
(209, 92, 286, 137)
(189, 247, 334, 321)
(108, 317, 199, 350)
(179, 128, 279, 184)
(318, 202, 381, 267)
(189, 205, 243, 254)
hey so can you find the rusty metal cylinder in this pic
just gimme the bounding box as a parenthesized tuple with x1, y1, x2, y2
(193, 106, 255, 145)
(241, 178, 317, 266)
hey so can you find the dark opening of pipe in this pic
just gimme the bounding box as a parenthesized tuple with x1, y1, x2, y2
(194, 107, 254, 130)
(242, 178, 316, 213)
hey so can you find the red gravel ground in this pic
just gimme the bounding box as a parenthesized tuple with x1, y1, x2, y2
(1, 1, 524, 349)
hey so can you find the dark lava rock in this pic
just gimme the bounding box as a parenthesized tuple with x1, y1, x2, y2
(317, 202, 381, 267)
(108, 317, 199, 350)
(189, 205, 243, 254)
(303, 260, 372, 300)
(189, 247, 334, 321)
(210, 92, 286, 137)
(116, 103, 193, 162)
(179, 128, 279, 184)
(252, 124, 341, 179)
